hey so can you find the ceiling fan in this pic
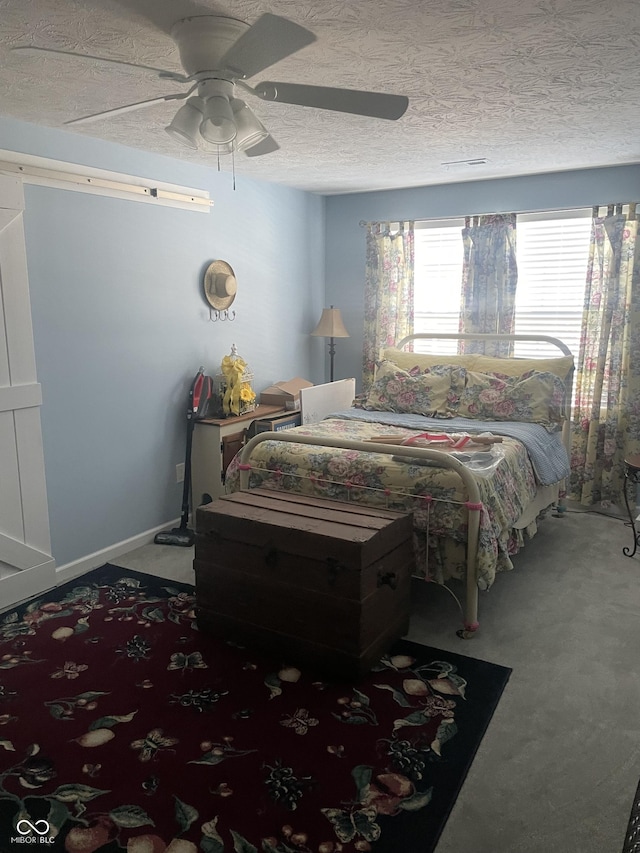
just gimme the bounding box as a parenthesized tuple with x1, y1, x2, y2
(13, 13, 409, 158)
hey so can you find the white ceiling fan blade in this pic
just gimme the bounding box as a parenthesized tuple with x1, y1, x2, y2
(219, 14, 316, 79)
(64, 92, 190, 126)
(243, 135, 280, 157)
(253, 81, 409, 120)
(11, 46, 189, 83)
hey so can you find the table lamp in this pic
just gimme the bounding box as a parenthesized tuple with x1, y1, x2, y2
(311, 305, 350, 382)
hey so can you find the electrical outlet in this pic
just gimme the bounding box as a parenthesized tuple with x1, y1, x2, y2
(175, 463, 185, 483)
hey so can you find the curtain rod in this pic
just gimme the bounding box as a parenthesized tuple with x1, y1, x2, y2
(359, 201, 638, 227)
(0, 149, 213, 213)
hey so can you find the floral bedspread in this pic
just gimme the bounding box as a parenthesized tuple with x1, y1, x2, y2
(225, 416, 542, 590)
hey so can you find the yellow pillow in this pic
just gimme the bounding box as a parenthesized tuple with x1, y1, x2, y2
(380, 347, 475, 372)
(381, 347, 574, 381)
(472, 355, 574, 381)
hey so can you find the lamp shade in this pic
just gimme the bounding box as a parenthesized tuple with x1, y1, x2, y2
(232, 99, 270, 152)
(165, 97, 205, 149)
(311, 306, 350, 338)
(200, 96, 236, 145)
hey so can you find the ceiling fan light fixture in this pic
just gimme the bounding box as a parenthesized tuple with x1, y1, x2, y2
(165, 97, 204, 149)
(231, 99, 269, 152)
(42, 13, 410, 164)
(200, 95, 236, 145)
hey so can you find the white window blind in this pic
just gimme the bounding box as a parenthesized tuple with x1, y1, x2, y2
(413, 220, 465, 355)
(513, 211, 592, 358)
(413, 210, 592, 360)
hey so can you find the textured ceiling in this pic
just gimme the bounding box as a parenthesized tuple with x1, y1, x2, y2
(1, 0, 639, 194)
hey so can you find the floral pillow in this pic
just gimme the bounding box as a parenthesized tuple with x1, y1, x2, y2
(357, 360, 456, 416)
(456, 369, 567, 425)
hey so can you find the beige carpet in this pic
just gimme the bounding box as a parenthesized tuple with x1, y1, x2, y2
(117, 505, 639, 853)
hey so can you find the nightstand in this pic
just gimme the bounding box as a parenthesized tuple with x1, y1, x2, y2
(191, 404, 286, 506)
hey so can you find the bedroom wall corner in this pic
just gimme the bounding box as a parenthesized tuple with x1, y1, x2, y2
(325, 164, 640, 387)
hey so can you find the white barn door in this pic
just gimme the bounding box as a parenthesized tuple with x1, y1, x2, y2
(0, 175, 54, 607)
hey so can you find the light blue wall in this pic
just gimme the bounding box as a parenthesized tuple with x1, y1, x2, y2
(6, 110, 639, 569)
(325, 165, 640, 386)
(0, 117, 325, 567)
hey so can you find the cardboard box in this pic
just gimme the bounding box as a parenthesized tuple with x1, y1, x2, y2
(255, 411, 302, 433)
(260, 378, 313, 410)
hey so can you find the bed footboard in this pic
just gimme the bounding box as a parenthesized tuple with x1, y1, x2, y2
(238, 431, 483, 638)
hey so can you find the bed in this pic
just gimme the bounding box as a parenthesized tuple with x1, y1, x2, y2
(224, 333, 574, 637)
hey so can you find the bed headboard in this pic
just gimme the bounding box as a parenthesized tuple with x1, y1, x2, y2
(395, 331, 572, 356)
(392, 331, 574, 458)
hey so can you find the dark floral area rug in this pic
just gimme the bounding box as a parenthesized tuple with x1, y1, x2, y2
(623, 778, 640, 853)
(0, 564, 510, 853)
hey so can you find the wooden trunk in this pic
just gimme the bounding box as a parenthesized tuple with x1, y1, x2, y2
(194, 488, 414, 680)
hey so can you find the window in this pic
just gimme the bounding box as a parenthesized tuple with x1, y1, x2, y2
(413, 219, 465, 356)
(413, 210, 593, 359)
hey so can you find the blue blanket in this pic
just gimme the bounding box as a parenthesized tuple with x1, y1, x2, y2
(328, 409, 570, 486)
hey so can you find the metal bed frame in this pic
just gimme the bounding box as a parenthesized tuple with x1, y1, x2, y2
(238, 333, 573, 638)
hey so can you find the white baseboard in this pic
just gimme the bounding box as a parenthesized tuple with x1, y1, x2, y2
(55, 518, 181, 585)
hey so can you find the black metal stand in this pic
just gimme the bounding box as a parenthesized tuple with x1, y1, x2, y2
(328, 336, 336, 382)
(623, 456, 640, 557)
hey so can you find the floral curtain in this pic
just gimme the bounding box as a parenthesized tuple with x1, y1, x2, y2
(458, 213, 518, 356)
(362, 221, 415, 389)
(569, 203, 640, 506)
